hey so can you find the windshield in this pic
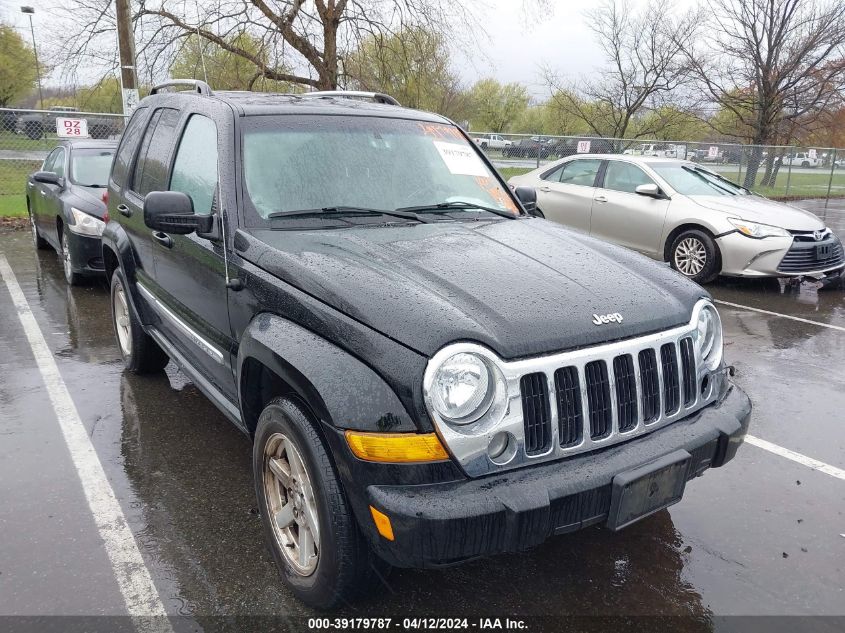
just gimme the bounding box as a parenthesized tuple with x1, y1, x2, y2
(241, 115, 518, 219)
(71, 148, 115, 187)
(649, 163, 747, 196)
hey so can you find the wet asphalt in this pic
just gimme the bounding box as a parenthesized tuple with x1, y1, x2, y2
(0, 219, 844, 630)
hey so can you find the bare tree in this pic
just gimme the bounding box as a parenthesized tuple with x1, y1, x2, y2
(543, 0, 702, 141)
(689, 0, 845, 187)
(48, 0, 478, 91)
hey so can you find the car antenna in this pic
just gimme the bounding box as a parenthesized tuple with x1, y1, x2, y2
(215, 166, 242, 291)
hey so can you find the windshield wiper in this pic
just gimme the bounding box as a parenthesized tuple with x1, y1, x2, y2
(396, 201, 518, 219)
(681, 166, 738, 195)
(267, 206, 431, 223)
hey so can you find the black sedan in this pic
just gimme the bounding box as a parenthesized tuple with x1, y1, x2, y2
(26, 140, 117, 285)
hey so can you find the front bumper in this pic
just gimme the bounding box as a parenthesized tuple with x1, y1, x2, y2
(362, 384, 751, 568)
(67, 232, 106, 277)
(717, 232, 844, 278)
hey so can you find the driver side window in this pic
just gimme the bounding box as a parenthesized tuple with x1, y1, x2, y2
(169, 115, 219, 215)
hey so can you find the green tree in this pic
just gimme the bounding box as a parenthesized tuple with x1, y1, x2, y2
(345, 27, 467, 119)
(170, 33, 298, 92)
(0, 24, 37, 107)
(467, 79, 530, 133)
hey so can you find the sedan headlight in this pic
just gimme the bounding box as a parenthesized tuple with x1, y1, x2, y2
(695, 302, 723, 370)
(69, 207, 105, 237)
(728, 217, 790, 239)
(428, 352, 498, 424)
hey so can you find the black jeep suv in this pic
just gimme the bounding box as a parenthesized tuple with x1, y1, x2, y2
(102, 80, 751, 609)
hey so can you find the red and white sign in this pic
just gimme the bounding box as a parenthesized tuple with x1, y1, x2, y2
(577, 140, 591, 154)
(708, 146, 720, 158)
(56, 117, 89, 138)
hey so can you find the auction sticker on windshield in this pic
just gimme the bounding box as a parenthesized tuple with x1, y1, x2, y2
(433, 141, 489, 177)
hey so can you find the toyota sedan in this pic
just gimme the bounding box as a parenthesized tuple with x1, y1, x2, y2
(508, 155, 844, 284)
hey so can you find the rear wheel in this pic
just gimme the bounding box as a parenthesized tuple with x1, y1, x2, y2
(669, 229, 720, 284)
(254, 398, 386, 609)
(29, 209, 48, 250)
(110, 269, 169, 373)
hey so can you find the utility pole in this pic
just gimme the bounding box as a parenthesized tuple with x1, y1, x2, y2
(115, 0, 139, 115)
(19, 7, 44, 109)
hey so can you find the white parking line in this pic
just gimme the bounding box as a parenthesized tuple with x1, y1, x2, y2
(714, 299, 845, 333)
(0, 254, 172, 628)
(745, 435, 845, 481)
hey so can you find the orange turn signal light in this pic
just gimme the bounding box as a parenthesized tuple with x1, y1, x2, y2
(369, 505, 395, 541)
(345, 430, 449, 463)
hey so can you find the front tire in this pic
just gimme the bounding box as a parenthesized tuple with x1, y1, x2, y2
(669, 229, 720, 284)
(254, 398, 385, 609)
(60, 227, 84, 286)
(110, 269, 169, 373)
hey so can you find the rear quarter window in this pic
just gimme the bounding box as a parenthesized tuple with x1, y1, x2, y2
(111, 107, 148, 188)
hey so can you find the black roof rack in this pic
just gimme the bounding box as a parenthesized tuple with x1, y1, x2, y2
(150, 79, 213, 96)
(301, 90, 400, 106)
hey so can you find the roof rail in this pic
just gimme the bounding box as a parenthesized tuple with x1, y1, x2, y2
(150, 79, 213, 96)
(302, 90, 400, 106)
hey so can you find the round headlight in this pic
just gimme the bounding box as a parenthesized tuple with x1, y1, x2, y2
(695, 303, 723, 369)
(430, 352, 495, 424)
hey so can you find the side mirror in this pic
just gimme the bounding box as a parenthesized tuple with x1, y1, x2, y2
(33, 171, 61, 186)
(514, 186, 542, 217)
(143, 191, 214, 235)
(635, 183, 664, 199)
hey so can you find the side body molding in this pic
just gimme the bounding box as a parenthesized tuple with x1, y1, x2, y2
(237, 313, 417, 433)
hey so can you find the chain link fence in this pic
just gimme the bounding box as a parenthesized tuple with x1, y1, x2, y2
(472, 132, 845, 206)
(0, 108, 126, 217)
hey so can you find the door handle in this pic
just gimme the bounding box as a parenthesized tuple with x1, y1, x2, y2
(152, 231, 173, 248)
(39, 190, 47, 196)
(594, 195, 608, 203)
(539, 186, 551, 192)
(116, 204, 132, 217)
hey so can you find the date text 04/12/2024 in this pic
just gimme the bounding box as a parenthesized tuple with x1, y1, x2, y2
(307, 618, 528, 630)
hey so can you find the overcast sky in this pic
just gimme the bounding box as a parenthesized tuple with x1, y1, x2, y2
(1, 0, 693, 96)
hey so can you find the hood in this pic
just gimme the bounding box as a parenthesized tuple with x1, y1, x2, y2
(242, 219, 705, 360)
(67, 184, 107, 219)
(689, 195, 823, 231)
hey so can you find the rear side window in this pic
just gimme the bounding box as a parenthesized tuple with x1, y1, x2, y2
(132, 108, 180, 196)
(169, 115, 218, 215)
(111, 107, 148, 188)
(559, 159, 602, 187)
(602, 161, 654, 194)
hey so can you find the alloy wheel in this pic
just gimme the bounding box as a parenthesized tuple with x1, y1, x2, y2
(30, 214, 38, 247)
(263, 432, 320, 576)
(113, 283, 132, 357)
(62, 235, 74, 282)
(674, 237, 707, 277)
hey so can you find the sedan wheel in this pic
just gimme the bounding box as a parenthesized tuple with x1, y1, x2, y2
(30, 213, 48, 250)
(674, 237, 707, 277)
(670, 229, 720, 284)
(60, 229, 83, 286)
(262, 432, 320, 576)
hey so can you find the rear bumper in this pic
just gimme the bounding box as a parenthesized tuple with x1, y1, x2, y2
(363, 384, 751, 568)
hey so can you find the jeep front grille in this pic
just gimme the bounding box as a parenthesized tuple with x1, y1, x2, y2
(425, 300, 723, 478)
(522, 338, 698, 456)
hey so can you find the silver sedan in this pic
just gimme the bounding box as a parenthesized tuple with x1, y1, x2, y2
(508, 155, 844, 284)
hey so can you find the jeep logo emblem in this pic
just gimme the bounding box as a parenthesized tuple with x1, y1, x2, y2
(592, 312, 624, 325)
